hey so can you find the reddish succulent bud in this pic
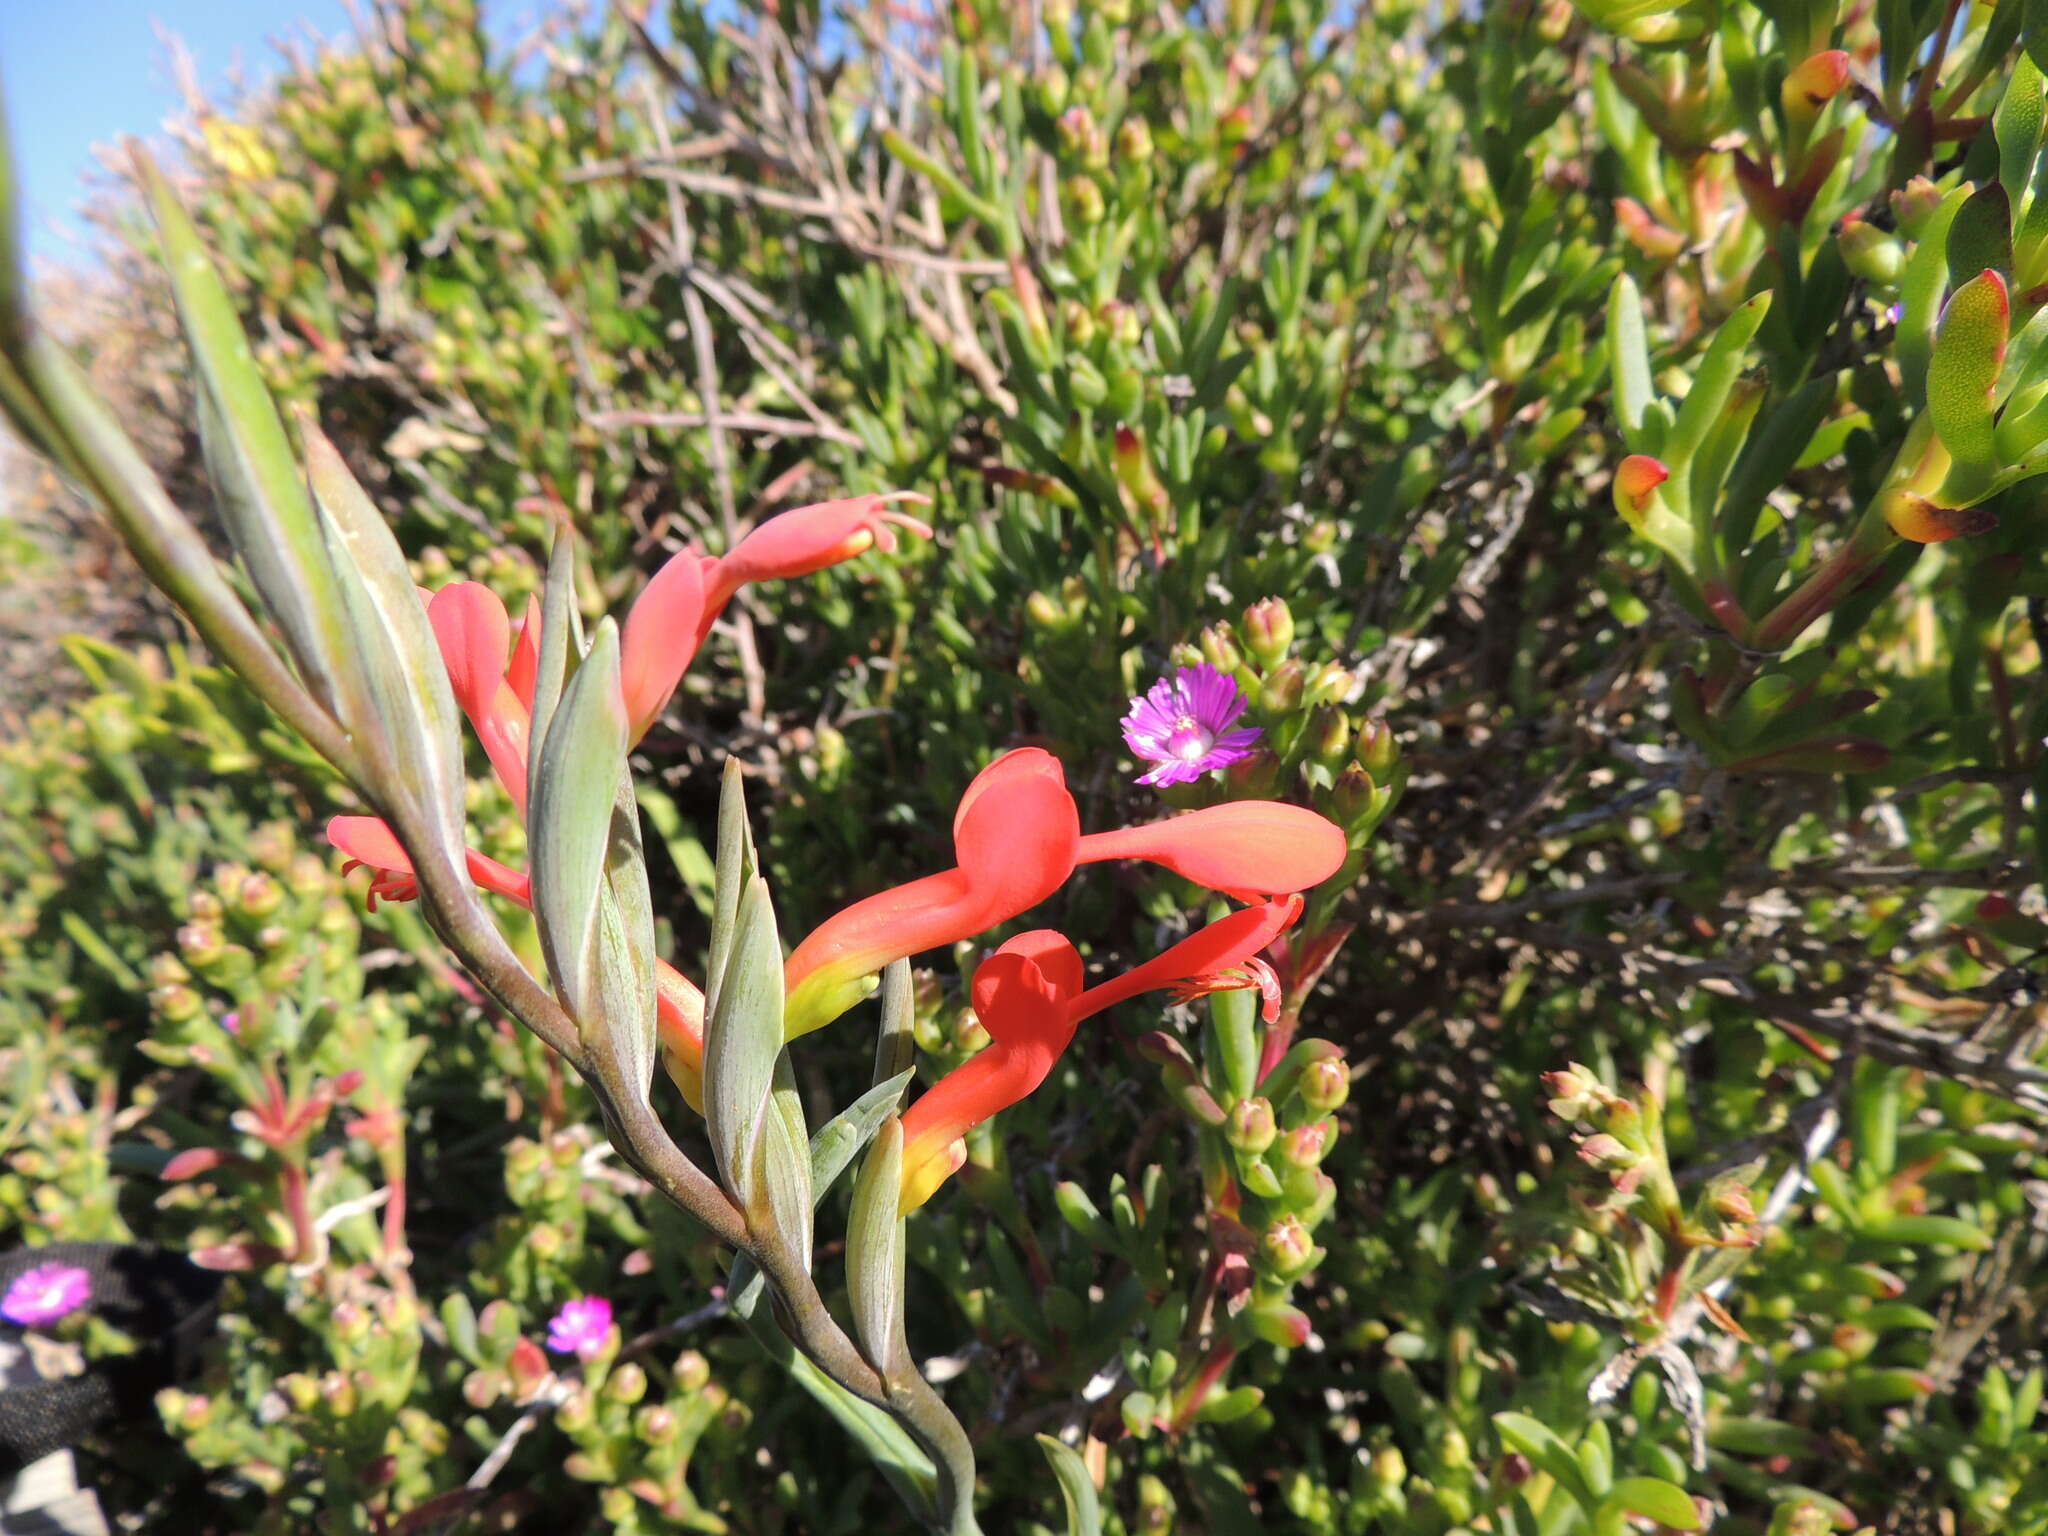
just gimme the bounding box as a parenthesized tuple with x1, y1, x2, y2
(1613, 455, 1670, 526)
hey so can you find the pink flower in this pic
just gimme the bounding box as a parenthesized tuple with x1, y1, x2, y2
(1121, 664, 1262, 787)
(2, 1262, 91, 1327)
(544, 1295, 614, 1361)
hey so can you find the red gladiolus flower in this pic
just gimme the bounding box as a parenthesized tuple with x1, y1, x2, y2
(328, 815, 531, 908)
(782, 748, 1080, 1038)
(897, 897, 1302, 1210)
(1073, 801, 1347, 901)
(427, 583, 533, 814)
(698, 492, 934, 639)
(620, 550, 707, 744)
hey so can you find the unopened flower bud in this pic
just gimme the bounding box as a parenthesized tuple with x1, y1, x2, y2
(1837, 215, 1903, 285)
(1278, 1119, 1334, 1170)
(320, 1371, 357, 1416)
(1890, 176, 1944, 238)
(153, 984, 204, 1024)
(282, 1374, 320, 1413)
(1065, 174, 1105, 225)
(1331, 764, 1375, 826)
(177, 923, 226, 967)
(1781, 50, 1850, 125)
(1574, 1133, 1643, 1173)
(556, 1386, 595, 1432)
(1057, 106, 1107, 169)
(149, 953, 191, 988)
(331, 1302, 369, 1345)
(1304, 663, 1353, 708)
(606, 1362, 648, 1405)
(1226, 1096, 1277, 1153)
(1372, 1444, 1406, 1490)
(1260, 660, 1305, 712)
(1241, 597, 1293, 666)
(1299, 1056, 1349, 1113)
(1062, 299, 1098, 348)
(1200, 622, 1243, 673)
(1438, 1427, 1470, 1470)
(1117, 117, 1154, 164)
(1613, 454, 1669, 526)
(1261, 1214, 1318, 1278)
(1309, 706, 1350, 765)
(528, 1224, 563, 1261)
(636, 1404, 678, 1444)
(235, 873, 283, 920)
(672, 1348, 711, 1393)
(1542, 1062, 1608, 1122)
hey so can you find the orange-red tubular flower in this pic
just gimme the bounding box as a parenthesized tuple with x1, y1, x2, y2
(427, 583, 533, 814)
(328, 816, 533, 908)
(325, 814, 708, 1096)
(696, 492, 935, 643)
(781, 748, 1081, 1039)
(619, 550, 707, 744)
(1073, 801, 1348, 901)
(897, 898, 1302, 1211)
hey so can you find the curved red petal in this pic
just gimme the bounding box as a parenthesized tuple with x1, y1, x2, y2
(621, 549, 707, 742)
(1073, 897, 1302, 1022)
(327, 815, 414, 875)
(426, 583, 512, 721)
(1076, 802, 1345, 899)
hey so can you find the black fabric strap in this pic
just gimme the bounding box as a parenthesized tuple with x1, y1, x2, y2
(0, 1244, 221, 1476)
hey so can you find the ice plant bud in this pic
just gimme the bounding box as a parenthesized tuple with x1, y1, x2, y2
(1890, 176, 1944, 238)
(1226, 1096, 1278, 1153)
(1574, 1133, 1643, 1172)
(1781, 50, 1850, 126)
(1261, 1214, 1318, 1278)
(1838, 216, 1903, 285)
(1065, 174, 1106, 225)
(1260, 659, 1305, 711)
(1117, 117, 1154, 164)
(1331, 764, 1375, 826)
(606, 1362, 649, 1405)
(1542, 1062, 1611, 1121)
(1227, 748, 1283, 798)
(1613, 455, 1669, 526)
(1309, 706, 1351, 766)
(1199, 622, 1243, 672)
(1299, 1056, 1349, 1113)
(1241, 597, 1294, 667)
(1304, 662, 1354, 708)
(1025, 590, 1064, 628)
(637, 1405, 679, 1445)
(1279, 1119, 1334, 1170)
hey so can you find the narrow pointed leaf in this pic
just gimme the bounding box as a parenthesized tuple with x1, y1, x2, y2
(812, 1070, 917, 1199)
(1996, 55, 2046, 208)
(874, 958, 917, 1088)
(1665, 292, 1770, 475)
(138, 151, 350, 708)
(1897, 188, 1970, 404)
(1035, 1435, 1104, 1536)
(706, 757, 757, 1025)
(705, 875, 783, 1214)
(846, 1116, 908, 1373)
(1606, 273, 1654, 445)
(760, 1053, 815, 1267)
(531, 619, 627, 1028)
(302, 419, 468, 861)
(526, 530, 578, 817)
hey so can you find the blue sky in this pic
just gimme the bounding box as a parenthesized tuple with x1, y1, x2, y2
(3, 2, 354, 268)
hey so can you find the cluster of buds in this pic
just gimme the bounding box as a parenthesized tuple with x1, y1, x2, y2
(1544, 1061, 1761, 1331)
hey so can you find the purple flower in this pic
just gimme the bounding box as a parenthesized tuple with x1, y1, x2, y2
(1, 1263, 92, 1327)
(1121, 663, 1263, 787)
(544, 1295, 613, 1361)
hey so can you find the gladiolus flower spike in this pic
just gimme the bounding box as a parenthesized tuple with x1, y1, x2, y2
(896, 897, 1303, 1212)
(781, 752, 1347, 1038)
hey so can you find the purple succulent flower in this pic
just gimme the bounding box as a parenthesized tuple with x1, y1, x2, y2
(1121, 663, 1263, 787)
(544, 1295, 613, 1361)
(1, 1263, 92, 1327)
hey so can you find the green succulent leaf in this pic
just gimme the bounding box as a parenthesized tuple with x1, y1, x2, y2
(1035, 1435, 1104, 1536)
(1927, 269, 2011, 476)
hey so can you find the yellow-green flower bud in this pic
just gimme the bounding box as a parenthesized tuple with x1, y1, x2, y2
(1299, 1056, 1349, 1114)
(606, 1362, 648, 1406)
(1261, 1214, 1318, 1279)
(1226, 1096, 1277, 1153)
(1260, 660, 1305, 712)
(1200, 622, 1243, 672)
(1241, 597, 1293, 666)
